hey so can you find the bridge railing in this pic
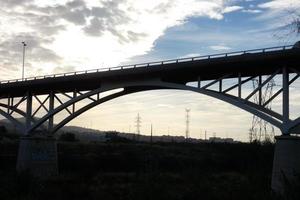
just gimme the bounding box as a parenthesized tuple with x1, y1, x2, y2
(0, 45, 294, 84)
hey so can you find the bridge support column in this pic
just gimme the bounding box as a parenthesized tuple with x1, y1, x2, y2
(16, 136, 58, 177)
(271, 136, 300, 195)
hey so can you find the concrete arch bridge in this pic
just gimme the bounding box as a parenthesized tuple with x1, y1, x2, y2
(0, 45, 299, 136)
(1, 44, 300, 194)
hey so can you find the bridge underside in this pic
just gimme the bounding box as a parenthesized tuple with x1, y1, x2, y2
(0, 66, 300, 136)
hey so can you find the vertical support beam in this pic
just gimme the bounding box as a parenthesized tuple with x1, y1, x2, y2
(11, 97, 14, 111)
(7, 97, 14, 113)
(26, 92, 32, 135)
(282, 67, 289, 135)
(73, 90, 77, 113)
(219, 79, 222, 92)
(238, 73, 242, 98)
(7, 97, 10, 113)
(9, 97, 14, 115)
(48, 92, 54, 132)
(197, 76, 201, 88)
(258, 75, 262, 105)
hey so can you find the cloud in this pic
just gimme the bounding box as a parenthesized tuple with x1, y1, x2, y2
(222, 6, 243, 14)
(257, 0, 300, 20)
(256, 0, 300, 41)
(52, 66, 76, 74)
(242, 9, 262, 14)
(83, 17, 105, 36)
(0, 0, 240, 79)
(258, 0, 300, 10)
(180, 53, 201, 58)
(157, 104, 175, 109)
(1, 0, 33, 7)
(209, 45, 231, 51)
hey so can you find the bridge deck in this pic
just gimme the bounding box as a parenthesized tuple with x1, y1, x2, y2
(1, 45, 300, 97)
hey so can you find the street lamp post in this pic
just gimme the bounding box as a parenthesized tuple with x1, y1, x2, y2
(22, 41, 26, 81)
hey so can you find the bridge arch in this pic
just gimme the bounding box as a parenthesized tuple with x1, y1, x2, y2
(26, 80, 286, 135)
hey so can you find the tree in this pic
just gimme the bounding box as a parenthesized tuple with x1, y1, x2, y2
(272, 10, 300, 42)
(288, 11, 300, 36)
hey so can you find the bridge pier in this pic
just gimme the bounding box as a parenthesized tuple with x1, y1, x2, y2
(16, 136, 58, 177)
(271, 135, 300, 195)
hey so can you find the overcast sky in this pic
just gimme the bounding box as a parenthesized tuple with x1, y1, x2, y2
(1, 0, 300, 141)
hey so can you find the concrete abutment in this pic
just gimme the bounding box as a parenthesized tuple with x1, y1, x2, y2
(271, 135, 300, 195)
(16, 136, 58, 177)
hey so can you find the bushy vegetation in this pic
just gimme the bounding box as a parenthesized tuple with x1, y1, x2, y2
(59, 132, 77, 142)
(0, 125, 7, 140)
(105, 131, 132, 143)
(0, 139, 294, 200)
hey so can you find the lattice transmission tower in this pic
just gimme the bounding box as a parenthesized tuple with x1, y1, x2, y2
(135, 113, 141, 140)
(249, 78, 276, 143)
(185, 108, 190, 139)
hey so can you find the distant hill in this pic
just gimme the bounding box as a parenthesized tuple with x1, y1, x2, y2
(0, 118, 237, 143)
(0, 118, 183, 142)
(0, 118, 99, 133)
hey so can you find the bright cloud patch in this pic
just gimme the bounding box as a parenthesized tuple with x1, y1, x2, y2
(209, 45, 231, 51)
(0, 0, 240, 79)
(222, 6, 243, 14)
(259, 0, 300, 10)
(242, 9, 262, 14)
(258, 0, 300, 20)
